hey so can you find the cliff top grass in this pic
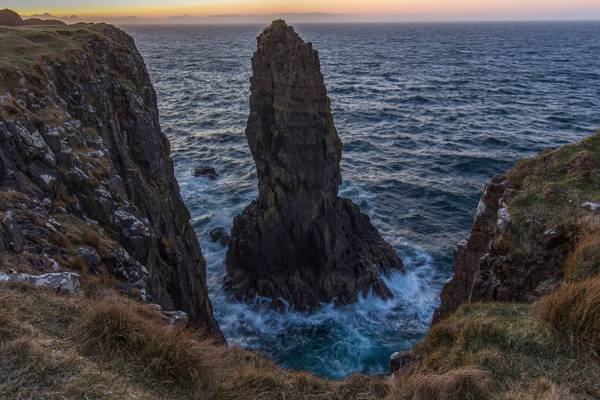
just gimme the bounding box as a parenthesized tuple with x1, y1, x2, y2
(506, 131, 600, 238)
(411, 300, 600, 399)
(0, 21, 118, 94)
(0, 281, 390, 400)
(502, 131, 600, 281)
(0, 24, 94, 69)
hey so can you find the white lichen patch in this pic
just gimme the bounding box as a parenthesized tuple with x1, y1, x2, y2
(497, 207, 511, 231)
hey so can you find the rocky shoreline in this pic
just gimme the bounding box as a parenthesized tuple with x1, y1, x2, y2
(1, 10, 599, 399)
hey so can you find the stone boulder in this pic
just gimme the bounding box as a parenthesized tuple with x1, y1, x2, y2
(225, 20, 403, 310)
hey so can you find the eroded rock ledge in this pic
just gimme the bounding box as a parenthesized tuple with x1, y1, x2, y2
(432, 133, 600, 324)
(0, 16, 221, 337)
(226, 20, 403, 310)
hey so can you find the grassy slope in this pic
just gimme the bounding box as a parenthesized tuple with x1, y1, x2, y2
(0, 282, 388, 400)
(1, 21, 599, 400)
(2, 279, 598, 400)
(404, 133, 600, 399)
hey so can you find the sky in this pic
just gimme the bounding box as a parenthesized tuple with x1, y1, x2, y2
(8, 0, 600, 21)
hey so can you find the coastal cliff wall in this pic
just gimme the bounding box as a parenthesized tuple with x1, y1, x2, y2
(433, 132, 600, 323)
(0, 21, 221, 336)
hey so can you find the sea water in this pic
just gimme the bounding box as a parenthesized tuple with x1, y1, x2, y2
(127, 22, 600, 378)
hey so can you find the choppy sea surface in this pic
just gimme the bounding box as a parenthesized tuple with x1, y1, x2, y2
(126, 22, 600, 379)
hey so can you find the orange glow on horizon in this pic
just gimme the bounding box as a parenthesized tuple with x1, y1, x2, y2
(12, 0, 600, 19)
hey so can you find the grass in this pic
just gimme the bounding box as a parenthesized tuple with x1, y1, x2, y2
(1, 280, 598, 399)
(391, 367, 491, 400)
(564, 233, 600, 281)
(0, 282, 392, 400)
(505, 132, 600, 247)
(0, 24, 105, 75)
(536, 275, 600, 351)
(406, 301, 600, 399)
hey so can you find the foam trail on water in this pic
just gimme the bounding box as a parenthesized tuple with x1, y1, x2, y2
(203, 227, 439, 378)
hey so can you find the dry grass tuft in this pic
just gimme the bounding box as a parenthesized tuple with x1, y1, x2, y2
(76, 299, 213, 388)
(563, 233, 600, 281)
(498, 377, 576, 400)
(536, 275, 600, 350)
(392, 367, 491, 400)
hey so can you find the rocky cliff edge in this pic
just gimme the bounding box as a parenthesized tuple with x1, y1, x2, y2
(0, 17, 222, 338)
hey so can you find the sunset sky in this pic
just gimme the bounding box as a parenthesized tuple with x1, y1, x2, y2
(9, 0, 600, 20)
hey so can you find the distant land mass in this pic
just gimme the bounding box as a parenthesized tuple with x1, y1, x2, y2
(20, 9, 600, 24)
(23, 12, 359, 25)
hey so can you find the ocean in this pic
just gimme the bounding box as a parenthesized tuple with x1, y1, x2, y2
(126, 22, 600, 379)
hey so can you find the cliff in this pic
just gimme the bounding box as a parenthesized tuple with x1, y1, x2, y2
(0, 19, 221, 337)
(1, 15, 598, 400)
(226, 20, 403, 310)
(433, 132, 600, 324)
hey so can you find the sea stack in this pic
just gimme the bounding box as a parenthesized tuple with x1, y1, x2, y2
(226, 20, 403, 310)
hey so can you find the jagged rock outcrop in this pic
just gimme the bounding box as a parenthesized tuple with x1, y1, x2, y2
(0, 14, 221, 338)
(226, 20, 403, 310)
(432, 133, 600, 324)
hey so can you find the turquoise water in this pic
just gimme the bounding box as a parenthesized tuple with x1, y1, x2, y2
(128, 22, 600, 378)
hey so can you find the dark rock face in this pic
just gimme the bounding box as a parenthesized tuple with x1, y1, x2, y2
(389, 351, 414, 375)
(193, 166, 218, 180)
(432, 174, 569, 324)
(0, 20, 222, 338)
(226, 20, 403, 310)
(431, 177, 506, 324)
(209, 227, 230, 247)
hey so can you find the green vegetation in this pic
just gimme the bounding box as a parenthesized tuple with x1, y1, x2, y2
(0, 24, 95, 73)
(506, 132, 600, 240)
(396, 133, 600, 399)
(407, 301, 599, 399)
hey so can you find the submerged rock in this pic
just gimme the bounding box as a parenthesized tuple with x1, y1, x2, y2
(225, 20, 403, 310)
(209, 227, 231, 247)
(193, 166, 218, 180)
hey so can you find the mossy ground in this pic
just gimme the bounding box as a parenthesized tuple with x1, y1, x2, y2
(0, 23, 116, 74)
(506, 132, 600, 255)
